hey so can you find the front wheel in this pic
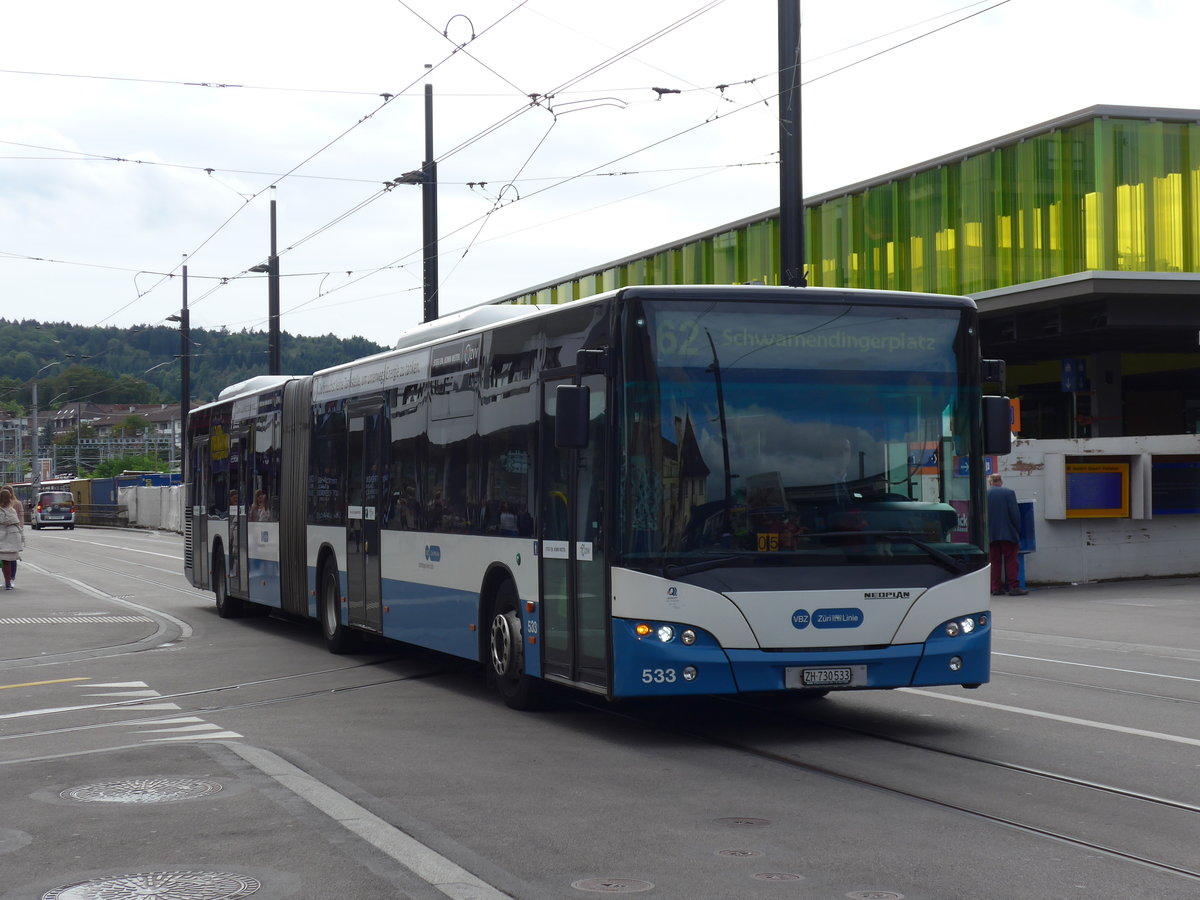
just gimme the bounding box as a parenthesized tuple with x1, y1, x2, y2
(488, 580, 545, 710)
(320, 561, 357, 654)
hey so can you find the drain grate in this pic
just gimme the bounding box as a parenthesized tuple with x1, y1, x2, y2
(713, 816, 771, 827)
(753, 872, 804, 881)
(60, 778, 222, 804)
(43, 871, 260, 899)
(571, 878, 655, 893)
(714, 849, 764, 858)
(846, 893, 905, 899)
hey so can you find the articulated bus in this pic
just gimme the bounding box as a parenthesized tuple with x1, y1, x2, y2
(184, 285, 1011, 708)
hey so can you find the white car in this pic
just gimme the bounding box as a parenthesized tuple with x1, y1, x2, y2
(32, 490, 76, 530)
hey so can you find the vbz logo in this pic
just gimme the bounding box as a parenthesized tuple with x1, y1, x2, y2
(791, 609, 811, 629)
(667, 586, 679, 598)
(424, 545, 441, 562)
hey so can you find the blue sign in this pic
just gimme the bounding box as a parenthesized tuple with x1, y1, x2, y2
(424, 545, 441, 562)
(791, 609, 810, 629)
(1062, 358, 1088, 392)
(812, 608, 865, 629)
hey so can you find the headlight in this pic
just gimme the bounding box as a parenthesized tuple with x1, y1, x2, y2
(680, 629, 697, 645)
(960, 616, 976, 634)
(656, 625, 675, 643)
(945, 621, 961, 637)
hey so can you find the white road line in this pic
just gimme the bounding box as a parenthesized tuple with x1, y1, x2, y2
(901, 688, 1200, 747)
(84, 690, 162, 698)
(0, 701, 183, 720)
(137, 723, 231, 734)
(91, 682, 150, 688)
(226, 742, 512, 900)
(143, 731, 243, 742)
(993, 651, 1200, 684)
(59, 537, 181, 560)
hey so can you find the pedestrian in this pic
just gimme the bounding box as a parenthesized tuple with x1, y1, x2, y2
(0, 484, 23, 585)
(987, 473, 1026, 595)
(0, 487, 25, 590)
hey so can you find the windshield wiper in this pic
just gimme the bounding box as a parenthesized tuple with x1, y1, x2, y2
(663, 555, 753, 578)
(877, 532, 969, 575)
(791, 530, 970, 575)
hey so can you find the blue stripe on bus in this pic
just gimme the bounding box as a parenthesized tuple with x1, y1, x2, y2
(248, 559, 282, 608)
(380, 578, 481, 660)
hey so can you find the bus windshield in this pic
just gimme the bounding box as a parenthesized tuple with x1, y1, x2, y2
(619, 298, 987, 569)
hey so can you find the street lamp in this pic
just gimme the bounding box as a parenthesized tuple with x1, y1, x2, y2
(166, 260, 191, 467)
(29, 361, 62, 491)
(248, 185, 281, 375)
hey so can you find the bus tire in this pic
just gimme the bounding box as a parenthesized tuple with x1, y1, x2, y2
(488, 579, 544, 710)
(213, 548, 243, 618)
(319, 560, 357, 654)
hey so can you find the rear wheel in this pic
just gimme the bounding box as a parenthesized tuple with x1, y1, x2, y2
(489, 580, 544, 710)
(213, 548, 243, 618)
(320, 560, 357, 654)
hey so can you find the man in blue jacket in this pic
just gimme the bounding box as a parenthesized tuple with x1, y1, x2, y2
(987, 473, 1027, 595)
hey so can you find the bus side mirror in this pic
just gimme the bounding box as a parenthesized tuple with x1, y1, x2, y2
(555, 384, 590, 449)
(982, 395, 1012, 455)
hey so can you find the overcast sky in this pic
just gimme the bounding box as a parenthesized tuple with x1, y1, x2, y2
(3, 0, 1196, 350)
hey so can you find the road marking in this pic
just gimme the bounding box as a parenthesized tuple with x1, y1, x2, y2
(0, 616, 154, 624)
(60, 537, 181, 560)
(902, 688, 1200, 747)
(143, 731, 244, 742)
(0, 677, 90, 691)
(994, 651, 1200, 684)
(0, 702, 182, 719)
(226, 742, 513, 900)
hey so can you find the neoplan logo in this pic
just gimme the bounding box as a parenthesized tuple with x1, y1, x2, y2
(864, 590, 911, 600)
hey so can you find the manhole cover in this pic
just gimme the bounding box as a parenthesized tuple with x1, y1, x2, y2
(571, 878, 655, 893)
(753, 873, 804, 881)
(43, 871, 260, 899)
(713, 816, 771, 827)
(60, 779, 222, 804)
(715, 849, 764, 858)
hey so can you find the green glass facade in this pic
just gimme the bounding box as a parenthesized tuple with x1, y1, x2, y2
(503, 110, 1200, 305)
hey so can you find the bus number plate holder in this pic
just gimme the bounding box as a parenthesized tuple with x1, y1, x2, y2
(785, 665, 864, 689)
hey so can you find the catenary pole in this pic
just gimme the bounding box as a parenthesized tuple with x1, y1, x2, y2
(778, 0, 805, 286)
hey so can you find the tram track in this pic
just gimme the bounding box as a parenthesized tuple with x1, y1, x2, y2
(21, 535, 1200, 884)
(575, 694, 1200, 886)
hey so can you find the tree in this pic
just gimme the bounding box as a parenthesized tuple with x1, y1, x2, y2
(114, 415, 148, 438)
(91, 454, 172, 477)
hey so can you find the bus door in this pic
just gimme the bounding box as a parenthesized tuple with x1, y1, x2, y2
(346, 400, 385, 632)
(227, 429, 250, 597)
(190, 437, 210, 589)
(540, 374, 609, 691)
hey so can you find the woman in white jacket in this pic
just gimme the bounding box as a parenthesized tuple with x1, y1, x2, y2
(0, 487, 24, 590)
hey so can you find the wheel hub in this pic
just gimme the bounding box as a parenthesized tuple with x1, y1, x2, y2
(490, 611, 522, 677)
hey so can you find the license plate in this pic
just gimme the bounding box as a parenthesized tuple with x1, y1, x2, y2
(785, 665, 864, 689)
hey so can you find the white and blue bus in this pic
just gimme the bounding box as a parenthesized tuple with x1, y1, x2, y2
(184, 285, 1011, 708)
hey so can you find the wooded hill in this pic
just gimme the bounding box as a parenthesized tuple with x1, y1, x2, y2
(0, 319, 386, 413)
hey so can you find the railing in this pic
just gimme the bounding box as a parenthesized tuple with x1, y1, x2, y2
(75, 504, 129, 527)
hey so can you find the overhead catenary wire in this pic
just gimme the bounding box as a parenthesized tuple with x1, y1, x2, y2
(15, 0, 1015, 338)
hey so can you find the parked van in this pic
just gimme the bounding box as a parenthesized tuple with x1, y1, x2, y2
(32, 491, 75, 530)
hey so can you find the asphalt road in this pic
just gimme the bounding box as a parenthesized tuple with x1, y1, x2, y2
(1, 527, 1197, 900)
